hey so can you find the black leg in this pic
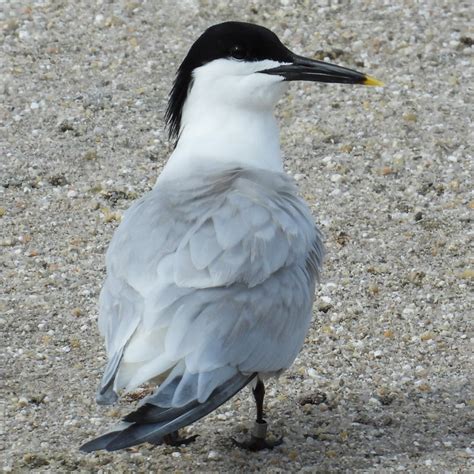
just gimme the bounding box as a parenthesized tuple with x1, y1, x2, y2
(254, 380, 265, 423)
(232, 380, 283, 451)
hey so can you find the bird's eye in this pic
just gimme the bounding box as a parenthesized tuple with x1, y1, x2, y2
(230, 45, 246, 60)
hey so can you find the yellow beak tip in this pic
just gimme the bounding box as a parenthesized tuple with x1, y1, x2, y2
(363, 75, 385, 87)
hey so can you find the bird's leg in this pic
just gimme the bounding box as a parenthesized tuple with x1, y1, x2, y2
(255, 378, 265, 423)
(232, 380, 283, 451)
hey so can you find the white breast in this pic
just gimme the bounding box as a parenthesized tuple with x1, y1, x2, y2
(157, 58, 289, 183)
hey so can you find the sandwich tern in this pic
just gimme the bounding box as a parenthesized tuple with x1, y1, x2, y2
(80, 21, 382, 453)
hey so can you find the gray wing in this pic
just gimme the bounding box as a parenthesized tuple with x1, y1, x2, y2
(94, 166, 323, 419)
(80, 372, 255, 452)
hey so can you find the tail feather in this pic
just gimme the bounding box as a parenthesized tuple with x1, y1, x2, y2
(95, 349, 123, 405)
(80, 422, 132, 453)
(123, 401, 198, 424)
(80, 372, 255, 452)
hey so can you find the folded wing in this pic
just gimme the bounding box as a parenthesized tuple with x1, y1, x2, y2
(84, 166, 323, 450)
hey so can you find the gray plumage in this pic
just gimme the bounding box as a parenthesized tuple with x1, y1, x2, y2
(81, 165, 323, 452)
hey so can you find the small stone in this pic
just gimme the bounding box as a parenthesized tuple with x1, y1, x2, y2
(458, 269, 474, 280)
(420, 332, 434, 342)
(299, 391, 327, 406)
(407, 271, 425, 285)
(378, 414, 393, 426)
(379, 166, 395, 176)
(101, 208, 122, 223)
(307, 368, 319, 379)
(23, 453, 49, 467)
(84, 150, 98, 161)
(378, 395, 395, 406)
(403, 112, 417, 122)
(369, 397, 381, 406)
(336, 231, 350, 246)
(107, 408, 121, 418)
(18, 30, 30, 40)
(208, 450, 220, 460)
(58, 119, 74, 132)
(17, 397, 29, 408)
(104, 16, 124, 27)
(288, 450, 298, 461)
(460, 36, 474, 46)
(414, 211, 423, 221)
(70, 338, 80, 349)
(339, 144, 353, 153)
(49, 175, 68, 186)
(4, 18, 19, 33)
(30, 394, 46, 405)
(417, 383, 431, 392)
(318, 301, 332, 313)
(369, 285, 380, 296)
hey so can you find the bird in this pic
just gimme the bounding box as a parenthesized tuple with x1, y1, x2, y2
(80, 21, 382, 453)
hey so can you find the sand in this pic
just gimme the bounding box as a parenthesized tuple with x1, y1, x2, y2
(1, 0, 472, 472)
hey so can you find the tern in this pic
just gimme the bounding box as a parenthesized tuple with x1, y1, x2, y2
(80, 21, 382, 453)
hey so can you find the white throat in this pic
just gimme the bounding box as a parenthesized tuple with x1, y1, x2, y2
(157, 58, 289, 183)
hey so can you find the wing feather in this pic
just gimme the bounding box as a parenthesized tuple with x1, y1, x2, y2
(93, 165, 323, 416)
(80, 372, 256, 452)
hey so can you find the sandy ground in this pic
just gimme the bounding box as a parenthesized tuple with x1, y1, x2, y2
(1, 0, 473, 472)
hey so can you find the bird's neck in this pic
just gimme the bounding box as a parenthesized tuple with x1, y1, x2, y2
(158, 101, 283, 183)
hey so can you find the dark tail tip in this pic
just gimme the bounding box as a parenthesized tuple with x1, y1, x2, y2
(79, 430, 123, 453)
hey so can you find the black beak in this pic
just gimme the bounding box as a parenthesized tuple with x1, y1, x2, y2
(260, 54, 383, 86)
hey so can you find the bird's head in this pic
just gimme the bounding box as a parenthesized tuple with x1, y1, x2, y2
(165, 21, 382, 141)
